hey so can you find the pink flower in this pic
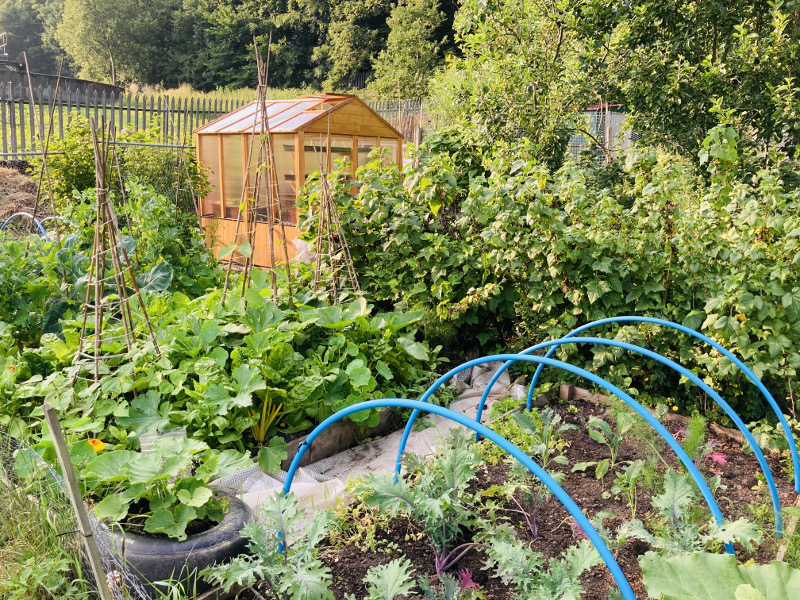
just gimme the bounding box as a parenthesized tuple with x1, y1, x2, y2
(706, 452, 727, 465)
(458, 569, 480, 591)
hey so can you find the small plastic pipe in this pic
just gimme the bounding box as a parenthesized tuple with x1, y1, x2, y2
(399, 353, 734, 555)
(281, 398, 637, 600)
(472, 337, 782, 536)
(526, 316, 800, 493)
(0, 212, 48, 239)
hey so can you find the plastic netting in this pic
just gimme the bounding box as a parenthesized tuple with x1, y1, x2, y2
(0, 430, 152, 600)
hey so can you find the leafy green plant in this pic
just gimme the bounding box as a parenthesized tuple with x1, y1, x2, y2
(572, 414, 634, 481)
(82, 436, 253, 540)
(483, 459, 565, 541)
(640, 551, 800, 600)
(418, 569, 485, 600)
(352, 429, 483, 575)
(512, 408, 576, 470)
(0, 433, 92, 600)
(486, 537, 602, 599)
(606, 459, 643, 519)
(202, 492, 334, 600)
(345, 559, 416, 600)
(620, 470, 761, 555)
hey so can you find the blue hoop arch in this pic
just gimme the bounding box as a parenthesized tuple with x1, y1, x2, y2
(1, 212, 48, 238)
(526, 316, 800, 493)
(281, 398, 637, 600)
(397, 354, 734, 554)
(473, 337, 782, 535)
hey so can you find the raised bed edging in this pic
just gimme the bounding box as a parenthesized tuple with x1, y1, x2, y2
(280, 407, 397, 471)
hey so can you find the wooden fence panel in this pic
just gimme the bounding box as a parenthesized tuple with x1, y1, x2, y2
(1, 89, 382, 159)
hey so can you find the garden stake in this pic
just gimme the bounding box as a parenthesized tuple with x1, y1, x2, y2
(526, 316, 800, 494)
(475, 337, 784, 536)
(282, 398, 637, 600)
(400, 353, 735, 555)
(43, 403, 114, 600)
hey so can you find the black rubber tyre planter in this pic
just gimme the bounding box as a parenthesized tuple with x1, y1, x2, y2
(109, 496, 251, 595)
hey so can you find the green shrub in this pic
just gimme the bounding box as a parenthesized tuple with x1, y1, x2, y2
(299, 123, 800, 420)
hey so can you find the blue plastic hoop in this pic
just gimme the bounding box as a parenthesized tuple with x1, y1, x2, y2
(472, 337, 782, 535)
(398, 354, 734, 554)
(281, 398, 637, 600)
(0, 212, 48, 239)
(526, 317, 800, 493)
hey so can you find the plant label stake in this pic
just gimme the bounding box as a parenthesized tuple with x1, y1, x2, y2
(43, 403, 114, 600)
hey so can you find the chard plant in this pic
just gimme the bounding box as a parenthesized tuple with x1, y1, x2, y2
(202, 492, 335, 600)
(641, 550, 800, 600)
(352, 429, 483, 575)
(620, 470, 762, 555)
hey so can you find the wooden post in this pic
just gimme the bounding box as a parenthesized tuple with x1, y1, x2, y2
(43, 404, 114, 600)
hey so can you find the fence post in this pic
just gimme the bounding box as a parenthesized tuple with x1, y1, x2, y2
(1, 96, 7, 157)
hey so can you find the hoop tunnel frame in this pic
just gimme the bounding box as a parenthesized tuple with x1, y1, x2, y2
(526, 316, 800, 493)
(281, 398, 637, 600)
(1, 212, 48, 238)
(397, 354, 734, 554)
(473, 337, 783, 535)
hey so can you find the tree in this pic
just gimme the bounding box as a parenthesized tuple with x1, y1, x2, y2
(55, 0, 167, 84)
(430, 0, 606, 170)
(316, 0, 395, 91)
(613, 0, 800, 159)
(369, 0, 446, 99)
(0, 0, 65, 74)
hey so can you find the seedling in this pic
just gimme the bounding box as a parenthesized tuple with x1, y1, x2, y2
(512, 407, 576, 470)
(607, 459, 643, 519)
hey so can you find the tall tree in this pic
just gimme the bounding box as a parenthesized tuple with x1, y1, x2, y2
(431, 0, 605, 170)
(0, 0, 64, 74)
(55, 0, 165, 84)
(614, 0, 800, 158)
(369, 0, 446, 99)
(316, 0, 395, 90)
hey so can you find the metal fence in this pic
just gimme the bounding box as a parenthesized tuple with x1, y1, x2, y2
(0, 84, 428, 159)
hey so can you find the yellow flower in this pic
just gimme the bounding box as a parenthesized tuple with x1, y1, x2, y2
(88, 438, 105, 452)
(671, 405, 679, 412)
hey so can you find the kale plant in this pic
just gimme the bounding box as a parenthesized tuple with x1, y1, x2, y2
(486, 537, 602, 599)
(620, 470, 761, 555)
(345, 559, 417, 600)
(202, 492, 334, 600)
(352, 429, 483, 574)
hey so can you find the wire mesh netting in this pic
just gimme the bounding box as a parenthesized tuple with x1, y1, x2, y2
(0, 430, 152, 600)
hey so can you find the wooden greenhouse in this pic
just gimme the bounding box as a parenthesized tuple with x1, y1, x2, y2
(194, 93, 403, 267)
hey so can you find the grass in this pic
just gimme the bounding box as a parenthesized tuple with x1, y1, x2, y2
(0, 439, 92, 599)
(132, 83, 325, 102)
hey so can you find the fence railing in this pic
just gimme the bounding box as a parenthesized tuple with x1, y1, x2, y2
(0, 84, 428, 159)
(0, 83, 249, 158)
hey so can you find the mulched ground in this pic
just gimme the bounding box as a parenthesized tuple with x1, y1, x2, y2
(236, 395, 797, 599)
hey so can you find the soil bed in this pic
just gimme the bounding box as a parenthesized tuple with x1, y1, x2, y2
(235, 394, 795, 599)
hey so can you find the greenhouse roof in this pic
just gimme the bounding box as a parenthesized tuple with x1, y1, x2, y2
(195, 94, 356, 135)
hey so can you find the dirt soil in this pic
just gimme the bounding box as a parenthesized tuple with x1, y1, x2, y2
(236, 395, 796, 600)
(0, 167, 39, 219)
